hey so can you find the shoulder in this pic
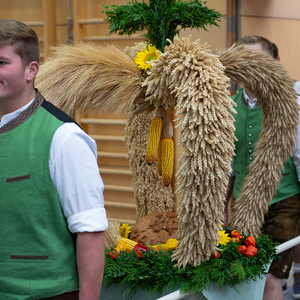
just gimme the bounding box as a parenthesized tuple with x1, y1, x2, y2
(40, 99, 77, 125)
(53, 122, 96, 150)
(49, 122, 97, 171)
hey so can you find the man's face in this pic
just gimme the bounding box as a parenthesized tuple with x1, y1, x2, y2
(0, 44, 28, 102)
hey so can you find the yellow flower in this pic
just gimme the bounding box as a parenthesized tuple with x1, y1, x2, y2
(134, 45, 160, 71)
(120, 223, 131, 238)
(218, 230, 231, 246)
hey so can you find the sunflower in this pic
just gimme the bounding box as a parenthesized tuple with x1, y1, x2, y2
(134, 45, 160, 71)
(218, 230, 231, 246)
(120, 223, 131, 238)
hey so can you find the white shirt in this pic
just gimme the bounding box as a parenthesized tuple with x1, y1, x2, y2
(243, 89, 258, 109)
(0, 100, 108, 233)
(293, 81, 300, 181)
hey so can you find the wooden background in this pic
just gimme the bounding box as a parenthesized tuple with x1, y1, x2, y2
(1, 0, 299, 223)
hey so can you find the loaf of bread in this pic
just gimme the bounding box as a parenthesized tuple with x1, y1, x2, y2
(130, 211, 178, 245)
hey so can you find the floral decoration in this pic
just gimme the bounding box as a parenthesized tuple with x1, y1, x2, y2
(134, 45, 160, 71)
(218, 228, 231, 246)
(120, 223, 131, 238)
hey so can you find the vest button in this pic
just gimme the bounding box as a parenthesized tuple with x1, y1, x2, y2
(249, 142, 252, 145)
(249, 125, 252, 128)
(249, 149, 252, 152)
(249, 133, 252, 137)
(250, 157, 253, 160)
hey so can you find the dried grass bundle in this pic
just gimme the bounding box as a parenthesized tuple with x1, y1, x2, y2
(36, 42, 145, 117)
(123, 42, 175, 217)
(125, 110, 175, 218)
(142, 36, 236, 267)
(105, 221, 121, 248)
(218, 45, 299, 236)
(124, 41, 148, 59)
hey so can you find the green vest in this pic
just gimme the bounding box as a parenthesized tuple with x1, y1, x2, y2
(0, 92, 78, 299)
(232, 89, 300, 205)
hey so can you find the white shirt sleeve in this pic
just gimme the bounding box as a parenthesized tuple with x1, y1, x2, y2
(293, 81, 300, 181)
(49, 122, 108, 233)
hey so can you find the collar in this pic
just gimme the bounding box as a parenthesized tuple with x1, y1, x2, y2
(0, 90, 44, 134)
(0, 99, 34, 128)
(243, 89, 257, 109)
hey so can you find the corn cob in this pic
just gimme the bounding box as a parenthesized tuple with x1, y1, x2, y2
(161, 138, 174, 186)
(115, 237, 138, 251)
(157, 134, 163, 175)
(146, 116, 163, 164)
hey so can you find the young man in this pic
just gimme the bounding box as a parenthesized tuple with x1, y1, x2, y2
(0, 19, 108, 300)
(226, 35, 300, 300)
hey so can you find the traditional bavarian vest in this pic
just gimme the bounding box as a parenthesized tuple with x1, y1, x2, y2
(232, 89, 300, 205)
(0, 91, 78, 299)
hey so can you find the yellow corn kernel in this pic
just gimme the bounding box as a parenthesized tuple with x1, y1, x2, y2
(121, 237, 137, 246)
(161, 138, 174, 186)
(115, 238, 137, 251)
(146, 117, 163, 164)
(157, 134, 163, 175)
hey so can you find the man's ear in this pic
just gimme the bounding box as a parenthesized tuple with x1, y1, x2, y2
(26, 61, 39, 82)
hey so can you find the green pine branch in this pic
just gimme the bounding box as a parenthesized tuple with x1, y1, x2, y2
(103, 0, 224, 52)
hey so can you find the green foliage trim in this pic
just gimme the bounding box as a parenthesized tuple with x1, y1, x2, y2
(103, 229, 278, 300)
(102, 0, 224, 52)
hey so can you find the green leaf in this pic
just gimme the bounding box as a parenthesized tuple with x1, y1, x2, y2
(102, 0, 224, 52)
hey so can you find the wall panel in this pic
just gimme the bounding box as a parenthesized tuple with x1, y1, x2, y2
(241, 0, 300, 20)
(0, 0, 69, 59)
(241, 17, 300, 81)
(0, 0, 42, 21)
(240, 0, 300, 80)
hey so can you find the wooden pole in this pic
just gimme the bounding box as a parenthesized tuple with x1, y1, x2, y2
(42, 0, 56, 59)
(227, 0, 238, 96)
(227, 0, 237, 48)
(73, 0, 87, 42)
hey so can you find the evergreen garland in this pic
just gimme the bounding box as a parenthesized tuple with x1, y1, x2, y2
(103, 248, 185, 299)
(103, 0, 223, 52)
(103, 229, 278, 300)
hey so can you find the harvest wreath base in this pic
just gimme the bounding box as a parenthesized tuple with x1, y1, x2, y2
(102, 224, 277, 300)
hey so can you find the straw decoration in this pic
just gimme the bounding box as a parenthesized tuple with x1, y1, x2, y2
(125, 110, 175, 218)
(34, 37, 296, 267)
(143, 36, 236, 267)
(218, 45, 299, 236)
(36, 42, 145, 117)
